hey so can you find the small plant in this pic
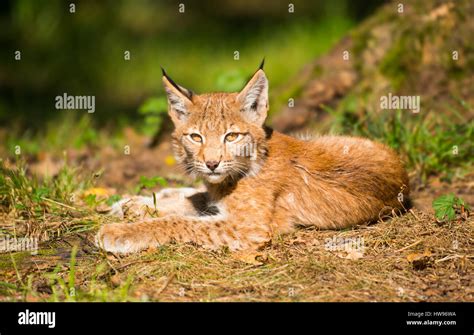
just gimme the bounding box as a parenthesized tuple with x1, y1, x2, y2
(135, 176, 168, 194)
(84, 194, 98, 207)
(138, 96, 168, 136)
(106, 194, 121, 206)
(432, 193, 470, 222)
(44, 247, 134, 302)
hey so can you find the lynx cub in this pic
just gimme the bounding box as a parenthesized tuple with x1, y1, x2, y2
(96, 62, 409, 254)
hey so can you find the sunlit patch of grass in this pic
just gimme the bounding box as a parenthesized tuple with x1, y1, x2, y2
(0, 159, 90, 219)
(43, 247, 131, 302)
(0, 248, 136, 302)
(0, 159, 112, 250)
(2, 114, 125, 158)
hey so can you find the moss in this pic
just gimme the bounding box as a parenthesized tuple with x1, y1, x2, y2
(350, 2, 399, 72)
(379, 30, 421, 91)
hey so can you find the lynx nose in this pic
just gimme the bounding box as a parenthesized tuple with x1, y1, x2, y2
(205, 161, 220, 172)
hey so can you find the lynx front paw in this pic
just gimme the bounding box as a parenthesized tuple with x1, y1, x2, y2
(95, 223, 159, 254)
(109, 196, 157, 219)
(108, 188, 199, 219)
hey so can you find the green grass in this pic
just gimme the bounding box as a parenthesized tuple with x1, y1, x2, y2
(0, 159, 92, 219)
(0, 159, 107, 250)
(323, 98, 474, 184)
(0, 247, 136, 302)
(2, 114, 127, 157)
(0, 161, 134, 301)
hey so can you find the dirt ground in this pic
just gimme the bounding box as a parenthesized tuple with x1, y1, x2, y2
(0, 130, 472, 302)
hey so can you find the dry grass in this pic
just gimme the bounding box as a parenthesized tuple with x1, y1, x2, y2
(0, 206, 472, 302)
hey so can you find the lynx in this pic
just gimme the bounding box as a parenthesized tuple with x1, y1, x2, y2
(95, 61, 409, 254)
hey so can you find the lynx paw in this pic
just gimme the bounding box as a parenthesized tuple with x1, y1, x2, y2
(109, 188, 200, 219)
(109, 196, 156, 219)
(95, 223, 159, 254)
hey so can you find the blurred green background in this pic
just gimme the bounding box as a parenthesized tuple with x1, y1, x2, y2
(0, 0, 386, 138)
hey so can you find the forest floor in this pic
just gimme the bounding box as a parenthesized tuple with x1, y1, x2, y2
(0, 129, 472, 302)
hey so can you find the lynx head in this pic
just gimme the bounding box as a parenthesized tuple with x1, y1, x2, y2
(162, 61, 270, 184)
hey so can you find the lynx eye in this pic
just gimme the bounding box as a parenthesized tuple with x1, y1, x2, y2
(189, 133, 203, 143)
(225, 132, 241, 143)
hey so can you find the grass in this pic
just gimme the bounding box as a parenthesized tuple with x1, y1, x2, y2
(1, 114, 126, 158)
(0, 208, 472, 301)
(322, 97, 474, 185)
(0, 159, 112, 257)
(0, 158, 91, 220)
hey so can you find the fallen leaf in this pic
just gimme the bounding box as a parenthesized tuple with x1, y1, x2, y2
(290, 236, 307, 246)
(424, 289, 439, 296)
(95, 203, 112, 213)
(425, 2, 453, 21)
(334, 248, 364, 260)
(29, 154, 63, 177)
(407, 249, 432, 262)
(343, 248, 364, 260)
(407, 250, 433, 270)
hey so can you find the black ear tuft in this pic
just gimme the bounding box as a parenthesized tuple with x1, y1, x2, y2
(162, 67, 193, 100)
(259, 57, 265, 70)
(162, 67, 180, 92)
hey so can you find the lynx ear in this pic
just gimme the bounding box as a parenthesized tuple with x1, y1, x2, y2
(162, 68, 194, 125)
(236, 63, 268, 125)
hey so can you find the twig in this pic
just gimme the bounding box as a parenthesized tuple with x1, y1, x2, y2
(435, 254, 473, 264)
(156, 272, 176, 295)
(409, 209, 420, 221)
(115, 259, 155, 271)
(41, 197, 77, 211)
(395, 239, 422, 253)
